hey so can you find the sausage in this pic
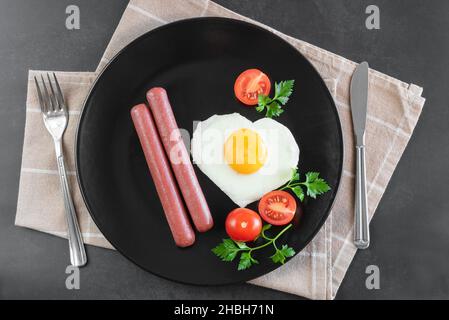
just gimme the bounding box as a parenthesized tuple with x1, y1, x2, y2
(130, 103, 195, 247)
(146, 87, 213, 232)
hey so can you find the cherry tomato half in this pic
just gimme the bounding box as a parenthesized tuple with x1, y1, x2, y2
(225, 208, 262, 242)
(258, 190, 297, 226)
(234, 69, 271, 106)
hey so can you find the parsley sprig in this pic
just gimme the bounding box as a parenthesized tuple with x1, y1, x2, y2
(280, 167, 331, 202)
(212, 224, 295, 270)
(256, 80, 295, 118)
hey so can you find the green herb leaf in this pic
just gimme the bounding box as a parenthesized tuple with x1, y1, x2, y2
(292, 186, 305, 202)
(235, 241, 250, 250)
(291, 167, 300, 182)
(270, 249, 286, 264)
(265, 101, 284, 118)
(257, 94, 271, 110)
(271, 245, 296, 265)
(280, 244, 295, 258)
(305, 172, 320, 183)
(212, 224, 295, 271)
(274, 80, 295, 105)
(262, 224, 272, 232)
(256, 79, 295, 118)
(238, 252, 258, 270)
(303, 172, 331, 199)
(211, 239, 240, 262)
(279, 167, 330, 202)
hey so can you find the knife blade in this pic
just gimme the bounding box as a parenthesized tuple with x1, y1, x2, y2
(350, 61, 370, 249)
(350, 62, 369, 146)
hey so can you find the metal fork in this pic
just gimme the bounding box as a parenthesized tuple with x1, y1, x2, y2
(34, 73, 87, 267)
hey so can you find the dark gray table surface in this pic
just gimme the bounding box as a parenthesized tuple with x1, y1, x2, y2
(1, 0, 448, 300)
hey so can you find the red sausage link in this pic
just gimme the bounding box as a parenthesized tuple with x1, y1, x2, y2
(147, 88, 214, 232)
(131, 104, 195, 247)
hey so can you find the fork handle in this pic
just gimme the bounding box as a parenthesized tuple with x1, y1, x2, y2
(54, 139, 87, 267)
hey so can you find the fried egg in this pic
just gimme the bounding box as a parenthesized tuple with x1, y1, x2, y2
(191, 113, 300, 207)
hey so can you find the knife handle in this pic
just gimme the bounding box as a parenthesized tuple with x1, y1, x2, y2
(354, 145, 370, 249)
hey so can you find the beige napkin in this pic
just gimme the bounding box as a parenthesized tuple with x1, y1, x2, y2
(16, 0, 425, 299)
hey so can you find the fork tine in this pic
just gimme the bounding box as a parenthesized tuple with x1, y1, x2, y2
(46, 73, 59, 110)
(52, 72, 66, 112)
(34, 76, 47, 114)
(40, 74, 53, 112)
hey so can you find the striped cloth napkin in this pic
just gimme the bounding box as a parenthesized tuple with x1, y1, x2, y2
(15, 0, 425, 299)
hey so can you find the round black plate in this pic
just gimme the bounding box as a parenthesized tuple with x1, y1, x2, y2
(76, 17, 343, 285)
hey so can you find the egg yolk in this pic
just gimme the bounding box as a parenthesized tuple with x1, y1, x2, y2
(224, 128, 267, 174)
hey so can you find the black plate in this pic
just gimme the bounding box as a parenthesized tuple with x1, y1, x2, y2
(76, 17, 343, 285)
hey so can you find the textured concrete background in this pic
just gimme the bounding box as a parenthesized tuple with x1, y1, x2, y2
(0, 0, 448, 299)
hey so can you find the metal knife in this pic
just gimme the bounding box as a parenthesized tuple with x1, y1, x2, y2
(350, 62, 370, 249)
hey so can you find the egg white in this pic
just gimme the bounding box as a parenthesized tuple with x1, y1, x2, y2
(191, 113, 300, 207)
